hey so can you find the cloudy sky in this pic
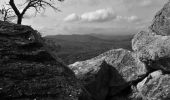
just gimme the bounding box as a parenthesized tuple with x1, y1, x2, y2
(0, 0, 168, 36)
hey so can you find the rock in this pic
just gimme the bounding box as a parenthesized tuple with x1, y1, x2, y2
(132, 70, 170, 100)
(130, 1, 170, 99)
(132, 31, 170, 71)
(70, 60, 110, 100)
(85, 61, 111, 100)
(0, 21, 82, 100)
(69, 49, 147, 99)
(108, 96, 130, 100)
(150, 0, 170, 35)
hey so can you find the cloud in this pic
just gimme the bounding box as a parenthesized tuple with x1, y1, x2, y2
(64, 8, 140, 23)
(81, 8, 116, 22)
(116, 15, 140, 22)
(64, 8, 117, 22)
(64, 13, 80, 22)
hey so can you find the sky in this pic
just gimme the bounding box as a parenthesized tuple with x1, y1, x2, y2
(0, 0, 168, 36)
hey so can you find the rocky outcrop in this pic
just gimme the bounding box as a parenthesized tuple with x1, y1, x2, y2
(69, 1, 170, 100)
(132, 31, 170, 72)
(132, 70, 170, 100)
(69, 49, 147, 100)
(130, 1, 170, 100)
(150, 0, 170, 35)
(0, 21, 82, 100)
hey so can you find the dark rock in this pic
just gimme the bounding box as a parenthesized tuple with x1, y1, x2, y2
(69, 49, 147, 100)
(132, 70, 170, 100)
(108, 96, 130, 100)
(84, 61, 110, 100)
(132, 31, 170, 72)
(0, 21, 82, 100)
(150, 1, 170, 35)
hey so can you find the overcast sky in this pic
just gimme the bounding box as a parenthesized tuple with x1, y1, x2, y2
(0, 0, 168, 36)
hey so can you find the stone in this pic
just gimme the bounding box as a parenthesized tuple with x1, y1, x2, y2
(132, 70, 170, 100)
(69, 49, 147, 100)
(150, 0, 170, 35)
(132, 31, 170, 71)
(0, 21, 82, 100)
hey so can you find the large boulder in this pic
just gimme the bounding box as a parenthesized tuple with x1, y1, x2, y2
(150, 0, 170, 35)
(0, 21, 82, 100)
(130, 1, 170, 100)
(132, 70, 170, 100)
(69, 49, 147, 100)
(132, 31, 170, 72)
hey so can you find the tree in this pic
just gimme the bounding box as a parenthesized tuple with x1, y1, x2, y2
(9, 0, 64, 24)
(0, 5, 15, 21)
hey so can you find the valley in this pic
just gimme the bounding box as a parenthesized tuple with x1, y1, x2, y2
(44, 34, 133, 64)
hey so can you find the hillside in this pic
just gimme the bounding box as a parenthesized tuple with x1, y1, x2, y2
(0, 21, 82, 100)
(44, 34, 133, 64)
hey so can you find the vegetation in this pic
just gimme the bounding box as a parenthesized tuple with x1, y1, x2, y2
(44, 34, 133, 64)
(0, 5, 15, 21)
(1, 0, 64, 24)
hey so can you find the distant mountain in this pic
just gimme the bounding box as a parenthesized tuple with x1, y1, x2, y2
(44, 34, 133, 64)
(45, 34, 110, 42)
(88, 33, 134, 41)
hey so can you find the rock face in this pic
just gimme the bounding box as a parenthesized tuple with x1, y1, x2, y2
(132, 31, 170, 71)
(69, 49, 147, 100)
(150, 0, 170, 35)
(131, 0, 170, 73)
(133, 70, 170, 100)
(131, 1, 170, 100)
(0, 21, 82, 100)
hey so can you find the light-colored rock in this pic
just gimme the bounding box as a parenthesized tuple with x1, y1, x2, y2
(69, 49, 147, 99)
(150, 0, 170, 35)
(132, 31, 170, 71)
(133, 70, 170, 100)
